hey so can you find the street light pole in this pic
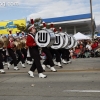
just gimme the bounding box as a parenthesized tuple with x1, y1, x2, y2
(90, 0, 94, 40)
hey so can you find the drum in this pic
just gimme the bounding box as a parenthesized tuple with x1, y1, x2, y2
(66, 35, 75, 49)
(51, 33, 65, 49)
(73, 39, 78, 48)
(35, 29, 56, 47)
(59, 32, 69, 48)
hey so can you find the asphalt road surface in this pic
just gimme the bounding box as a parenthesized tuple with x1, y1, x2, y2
(0, 58, 100, 100)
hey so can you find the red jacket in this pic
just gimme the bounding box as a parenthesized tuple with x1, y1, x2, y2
(26, 34, 36, 47)
(7, 40, 14, 48)
(91, 43, 97, 50)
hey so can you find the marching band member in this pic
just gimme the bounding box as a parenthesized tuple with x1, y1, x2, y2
(60, 28, 72, 64)
(7, 30, 19, 70)
(64, 48, 71, 64)
(41, 22, 57, 72)
(2, 48, 8, 66)
(2, 35, 9, 66)
(53, 27, 62, 67)
(26, 19, 47, 78)
(26, 56, 33, 65)
(0, 37, 5, 73)
(50, 27, 62, 68)
(15, 32, 26, 68)
(58, 27, 68, 64)
(20, 34, 27, 64)
(23, 31, 33, 65)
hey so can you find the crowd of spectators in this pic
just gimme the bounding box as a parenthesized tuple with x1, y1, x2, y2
(70, 38, 100, 59)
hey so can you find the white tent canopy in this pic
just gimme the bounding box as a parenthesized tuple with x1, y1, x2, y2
(73, 32, 91, 40)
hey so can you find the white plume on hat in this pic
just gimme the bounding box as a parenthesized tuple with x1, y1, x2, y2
(42, 21, 46, 29)
(53, 28, 58, 33)
(59, 27, 62, 32)
(50, 22, 54, 30)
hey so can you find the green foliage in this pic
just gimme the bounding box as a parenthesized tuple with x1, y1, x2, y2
(34, 18, 42, 31)
(15, 18, 52, 34)
(15, 23, 28, 33)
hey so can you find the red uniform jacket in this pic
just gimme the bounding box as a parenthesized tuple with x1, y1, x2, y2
(26, 34, 36, 47)
(7, 40, 14, 48)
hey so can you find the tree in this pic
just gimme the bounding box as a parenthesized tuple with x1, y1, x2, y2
(14, 23, 27, 33)
(27, 18, 51, 30)
(15, 18, 52, 34)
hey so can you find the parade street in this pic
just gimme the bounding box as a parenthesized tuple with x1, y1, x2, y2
(0, 58, 100, 100)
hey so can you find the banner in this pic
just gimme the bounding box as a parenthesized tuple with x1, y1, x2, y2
(0, 19, 26, 34)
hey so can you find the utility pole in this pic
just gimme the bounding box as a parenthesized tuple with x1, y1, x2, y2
(90, 0, 94, 40)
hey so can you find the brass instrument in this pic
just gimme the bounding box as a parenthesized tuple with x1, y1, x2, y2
(0, 36, 10, 49)
(20, 38, 28, 49)
(2, 36, 9, 48)
(13, 39, 22, 50)
(0, 38, 4, 48)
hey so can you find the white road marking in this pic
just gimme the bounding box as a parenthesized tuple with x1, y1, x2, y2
(63, 90, 100, 93)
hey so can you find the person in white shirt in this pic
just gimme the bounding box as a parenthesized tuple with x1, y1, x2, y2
(86, 42, 92, 51)
(85, 42, 92, 58)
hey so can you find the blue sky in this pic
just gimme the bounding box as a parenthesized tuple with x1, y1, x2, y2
(0, 0, 100, 25)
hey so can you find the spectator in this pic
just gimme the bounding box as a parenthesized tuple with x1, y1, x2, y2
(70, 48, 74, 59)
(84, 42, 92, 58)
(86, 42, 92, 51)
(74, 46, 81, 58)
